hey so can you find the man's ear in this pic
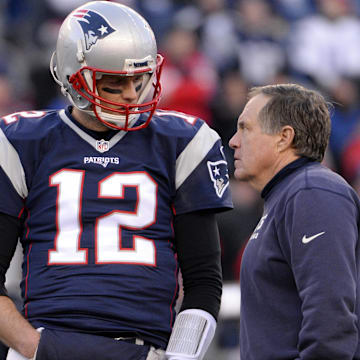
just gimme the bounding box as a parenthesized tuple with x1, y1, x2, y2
(277, 125, 295, 152)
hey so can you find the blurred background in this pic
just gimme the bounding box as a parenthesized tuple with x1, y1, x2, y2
(4, 0, 360, 359)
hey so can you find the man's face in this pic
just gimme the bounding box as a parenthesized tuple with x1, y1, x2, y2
(96, 74, 145, 113)
(229, 94, 281, 191)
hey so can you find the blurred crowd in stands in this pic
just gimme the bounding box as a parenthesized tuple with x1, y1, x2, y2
(2, 0, 360, 358)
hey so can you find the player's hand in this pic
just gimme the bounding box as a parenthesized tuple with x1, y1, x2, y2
(6, 328, 43, 360)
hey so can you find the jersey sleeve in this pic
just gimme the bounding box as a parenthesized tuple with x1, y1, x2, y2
(279, 188, 359, 359)
(173, 121, 233, 215)
(0, 125, 28, 217)
(0, 110, 51, 217)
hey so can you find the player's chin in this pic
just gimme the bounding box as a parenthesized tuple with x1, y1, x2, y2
(233, 167, 247, 181)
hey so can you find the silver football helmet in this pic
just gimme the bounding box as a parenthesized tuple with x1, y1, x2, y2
(50, 1, 163, 131)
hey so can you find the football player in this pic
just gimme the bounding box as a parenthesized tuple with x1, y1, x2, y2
(0, 2, 232, 360)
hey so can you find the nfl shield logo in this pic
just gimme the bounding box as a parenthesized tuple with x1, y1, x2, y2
(96, 139, 110, 153)
(207, 160, 230, 198)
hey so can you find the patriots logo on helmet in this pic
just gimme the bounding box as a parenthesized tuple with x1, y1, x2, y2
(207, 160, 230, 198)
(73, 9, 116, 51)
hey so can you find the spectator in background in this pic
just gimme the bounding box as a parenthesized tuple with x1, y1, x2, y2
(0, 43, 33, 116)
(288, 0, 360, 88)
(136, 0, 176, 44)
(211, 71, 248, 172)
(328, 76, 360, 171)
(0, 75, 20, 117)
(234, 0, 289, 85)
(270, 0, 316, 22)
(340, 116, 360, 195)
(159, 26, 218, 124)
(173, 0, 239, 75)
(341, 130, 360, 191)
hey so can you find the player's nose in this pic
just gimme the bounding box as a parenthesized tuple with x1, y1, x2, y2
(122, 79, 138, 103)
(229, 132, 240, 149)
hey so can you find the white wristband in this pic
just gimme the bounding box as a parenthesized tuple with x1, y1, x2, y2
(165, 309, 216, 360)
(6, 348, 30, 360)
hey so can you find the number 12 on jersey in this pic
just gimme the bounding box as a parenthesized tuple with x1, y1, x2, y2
(48, 169, 157, 266)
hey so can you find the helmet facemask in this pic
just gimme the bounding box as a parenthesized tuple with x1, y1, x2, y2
(68, 54, 163, 131)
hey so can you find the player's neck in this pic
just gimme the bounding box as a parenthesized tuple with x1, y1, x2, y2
(72, 107, 110, 132)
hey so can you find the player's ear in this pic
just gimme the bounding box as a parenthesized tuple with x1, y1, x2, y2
(277, 125, 295, 153)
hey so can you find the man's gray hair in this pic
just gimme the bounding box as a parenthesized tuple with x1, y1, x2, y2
(249, 83, 331, 162)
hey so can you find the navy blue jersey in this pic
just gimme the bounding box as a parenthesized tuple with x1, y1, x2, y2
(240, 160, 360, 360)
(0, 107, 232, 348)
